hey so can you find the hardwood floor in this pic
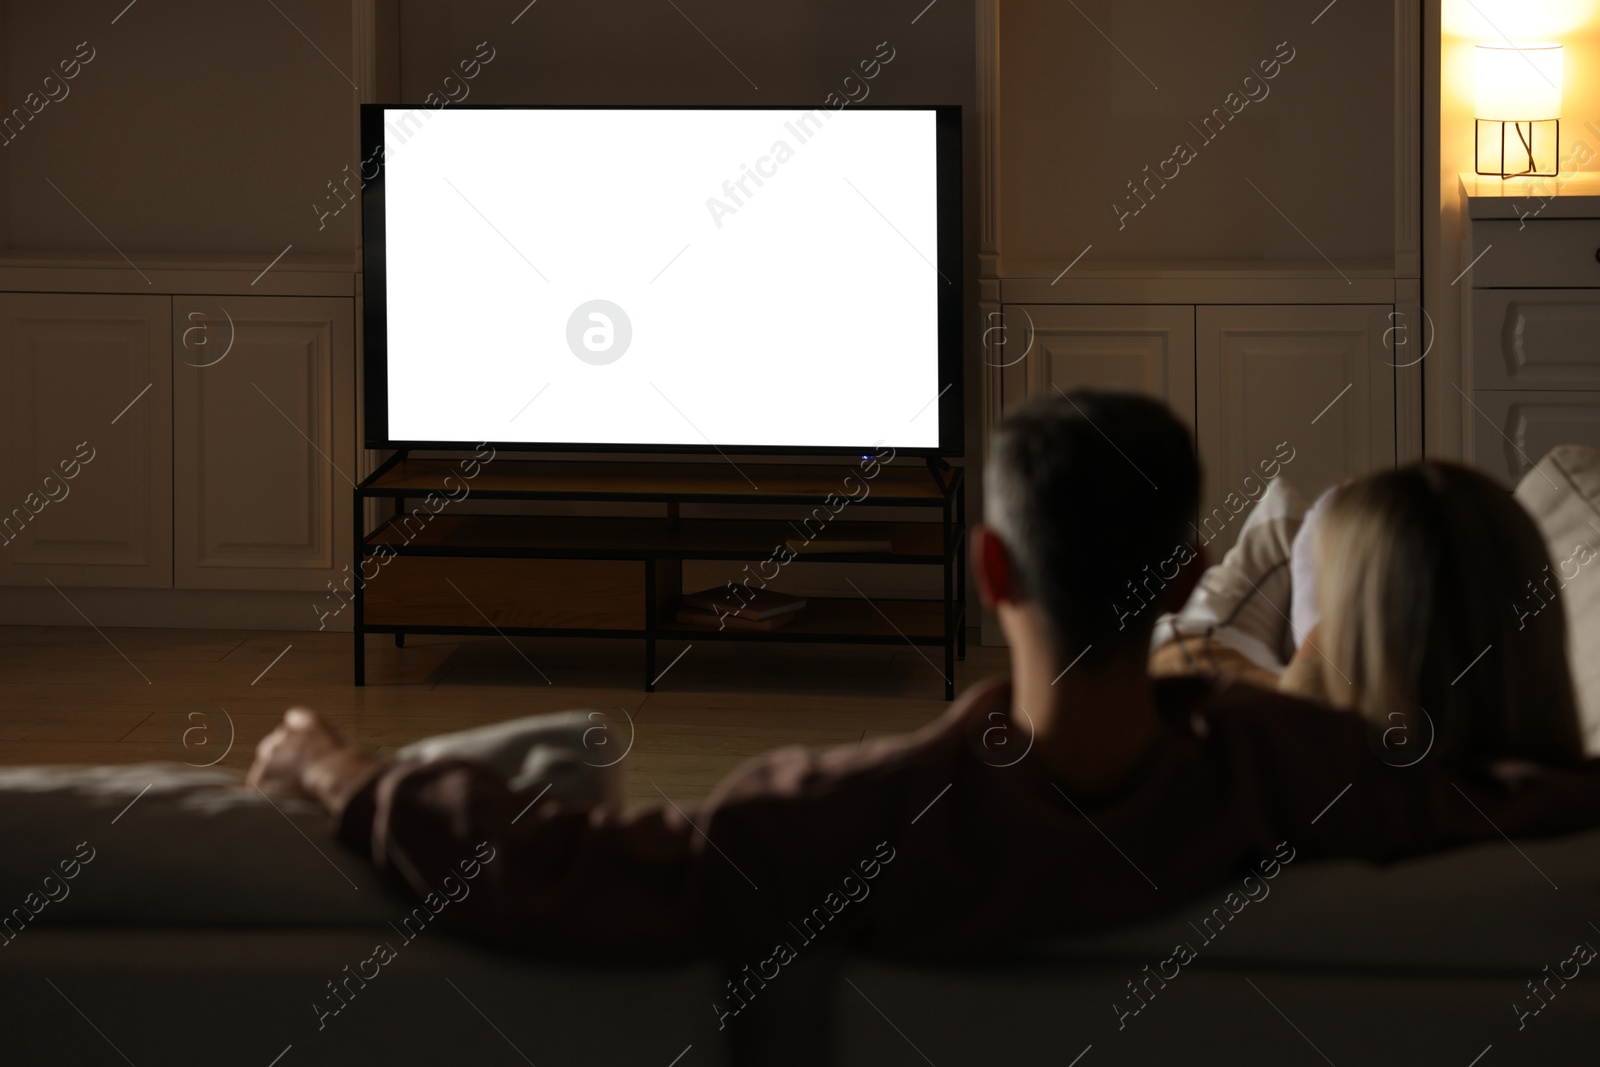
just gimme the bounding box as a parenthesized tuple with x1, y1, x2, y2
(0, 625, 1007, 808)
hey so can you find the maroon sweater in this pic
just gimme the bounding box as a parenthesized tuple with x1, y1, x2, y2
(333, 676, 1600, 961)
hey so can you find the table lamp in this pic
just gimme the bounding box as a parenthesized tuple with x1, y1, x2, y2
(1475, 42, 1563, 178)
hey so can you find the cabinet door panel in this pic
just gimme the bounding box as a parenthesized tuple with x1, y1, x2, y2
(0, 293, 172, 587)
(1197, 305, 1395, 553)
(1470, 290, 1600, 390)
(1002, 305, 1195, 427)
(1468, 391, 1600, 487)
(173, 296, 353, 591)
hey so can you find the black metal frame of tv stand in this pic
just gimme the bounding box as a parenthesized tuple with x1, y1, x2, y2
(353, 451, 967, 699)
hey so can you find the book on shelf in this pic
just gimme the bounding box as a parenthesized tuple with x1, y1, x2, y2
(680, 587, 806, 621)
(675, 608, 795, 632)
(784, 536, 893, 554)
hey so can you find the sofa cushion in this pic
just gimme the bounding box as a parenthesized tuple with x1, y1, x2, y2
(832, 833, 1600, 1066)
(1021, 828, 1600, 971)
(1514, 445, 1600, 755)
(0, 930, 730, 1067)
(0, 712, 617, 928)
(0, 762, 392, 928)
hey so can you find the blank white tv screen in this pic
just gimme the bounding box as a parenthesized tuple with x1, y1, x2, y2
(364, 105, 958, 454)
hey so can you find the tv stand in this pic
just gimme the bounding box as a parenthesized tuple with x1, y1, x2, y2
(352, 453, 966, 699)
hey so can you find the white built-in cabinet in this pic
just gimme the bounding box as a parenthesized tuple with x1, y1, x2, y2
(0, 294, 173, 588)
(173, 297, 354, 590)
(1196, 305, 1395, 533)
(0, 0, 362, 624)
(0, 283, 354, 600)
(998, 301, 1397, 551)
(1002, 305, 1198, 429)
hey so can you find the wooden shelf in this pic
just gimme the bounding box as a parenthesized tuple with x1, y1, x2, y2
(367, 515, 955, 563)
(661, 597, 952, 644)
(363, 458, 955, 504)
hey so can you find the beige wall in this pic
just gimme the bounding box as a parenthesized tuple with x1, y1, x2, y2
(997, 0, 1396, 266)
(1, 0, 358, 255)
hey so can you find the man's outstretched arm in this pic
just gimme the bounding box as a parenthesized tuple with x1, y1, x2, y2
(248, 708, 924, 960)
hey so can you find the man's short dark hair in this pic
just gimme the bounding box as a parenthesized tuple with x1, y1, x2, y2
(984, 390, 1200, 666)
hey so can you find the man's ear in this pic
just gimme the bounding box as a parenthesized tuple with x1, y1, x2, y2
(972, 525, 1019, 609)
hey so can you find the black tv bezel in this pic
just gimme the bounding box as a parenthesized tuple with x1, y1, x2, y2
(359, 102, 964, 458)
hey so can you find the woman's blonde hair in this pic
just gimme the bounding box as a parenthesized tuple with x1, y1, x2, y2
(1316, 462, 1583, 770)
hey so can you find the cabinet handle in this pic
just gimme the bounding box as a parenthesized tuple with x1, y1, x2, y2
(1595, 247, 1600, 265)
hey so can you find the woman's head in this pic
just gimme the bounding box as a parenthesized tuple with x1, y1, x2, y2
(1315, 461, 1583, 771)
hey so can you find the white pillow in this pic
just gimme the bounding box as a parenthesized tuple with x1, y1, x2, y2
(1288, 485, 1339, 641)
(1514, 445, 1600, 755)
(1154, 476, 1307, 671)
(397, 708, 624, 806)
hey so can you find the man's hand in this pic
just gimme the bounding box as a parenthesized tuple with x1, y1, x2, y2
(247, 708, 379, 808)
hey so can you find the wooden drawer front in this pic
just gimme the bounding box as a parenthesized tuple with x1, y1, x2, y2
(1470, 221, 1600, 288)
(1469, 390, 1600, 486)
(363, 557, 645, 630)
(1471, 291, 1600, 389)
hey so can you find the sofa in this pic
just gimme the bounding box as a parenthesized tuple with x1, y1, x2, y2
(3, 761, 1596, 1066)
(0, 757, 735, 1067)
(4, 449, 1600, 1066)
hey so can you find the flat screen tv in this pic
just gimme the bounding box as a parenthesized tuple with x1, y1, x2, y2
(360, 104, 962, 456)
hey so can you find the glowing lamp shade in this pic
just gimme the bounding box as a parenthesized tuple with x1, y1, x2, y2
(1475, 43, 1564, 121)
